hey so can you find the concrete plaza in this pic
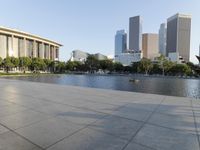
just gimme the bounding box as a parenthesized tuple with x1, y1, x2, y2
(0, 78, 199, 150)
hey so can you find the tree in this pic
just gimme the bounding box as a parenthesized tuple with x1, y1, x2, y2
(131, 62, 140, 73)
(113, 62, 123, 72)
(3, 57, 14, 73)
(151, 64, 162, 74)
(19, 57, 32, 73)
(99, 60, 114, 72)
(65, 61, 82, 71)
(139, 58, 153, 75)
(0, 57, 2, 68)
(169, 64, 192, 76)
(65, 61, 75, 71)
(157, 55, 173, 75)
(44, 59, 53, 72)
(31, 58, 46, 72)
(85, 55, 100, 72)
(55, 61, 66, 73)
(10, 57, 19, 69)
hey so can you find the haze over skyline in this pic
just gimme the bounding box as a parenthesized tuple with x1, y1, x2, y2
(0, 0, 199, 63)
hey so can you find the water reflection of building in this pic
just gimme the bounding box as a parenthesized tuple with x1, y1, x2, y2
(0, 26, 62, 60)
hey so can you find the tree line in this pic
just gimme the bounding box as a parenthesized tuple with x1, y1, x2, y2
(0, 55, 199, 77)
(0, 57, 64, 73)
(65, 55, 200, 77)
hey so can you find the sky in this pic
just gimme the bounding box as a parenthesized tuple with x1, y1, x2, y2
(0, 0, 199, 63)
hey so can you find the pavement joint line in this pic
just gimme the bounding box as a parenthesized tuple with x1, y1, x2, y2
(191, 100, 200, 150)
(1, 79, 200, 149)
(131, 141, 157, 150)
(86, 125, 131, 141)
(121, 96, 166, 150)
(5, 89, 126, 113)
(2, 95, 199, 136)
(12, 115, 55, 131)
(0, 106, 30, 119)
(4, 95, 198, 136)
(0, 122, 45, 150)
(146, 122, 197, 135)
(45, 111, 111, 150)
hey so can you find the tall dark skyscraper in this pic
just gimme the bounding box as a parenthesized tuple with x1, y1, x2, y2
(129, 16, 142, 52)
(166, 13, 191, 62)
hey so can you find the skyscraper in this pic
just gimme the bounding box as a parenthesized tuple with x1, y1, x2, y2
(199, 44, 200, 57)
(197, 44, 200, 65)
(115, 30, 127, 56)
(129, 16, 142, 52)
(142, 33, 159, 60)
(166, 13, 191, 62)
(159, 23, 167, 56)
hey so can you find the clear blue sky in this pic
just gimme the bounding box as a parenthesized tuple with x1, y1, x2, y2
(0, 0, 199, 63)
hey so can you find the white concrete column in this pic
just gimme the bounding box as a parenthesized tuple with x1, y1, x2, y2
(53, 46, 56, 60)
(24, 38, 27, 57)
(33, 40, 36, 58)
(40, 43, 44, 59)
(49, 44, 51, 60)
(57, 47, 59, 61)
(11, 35, 14, 57)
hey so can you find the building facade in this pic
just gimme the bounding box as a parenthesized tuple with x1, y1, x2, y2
(115, 51, 142, 66)
(115, 30, 127, 56)
(70, 50, 108, 62)
(129, 16, 142, 52)
(0, 26, 62, 60)
(159, 23, 167, 56)
(70, 50, 89, 62)
(142, 33, 159, 60)
(94, 53, 108, 60)
(166, 14, 191, 62)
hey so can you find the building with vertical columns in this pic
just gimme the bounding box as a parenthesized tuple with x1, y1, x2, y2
(0, 26, 62, 60)
(166, 13, 191, 62)
(129, 16, 142, 52)
(142, 33, 159, 60)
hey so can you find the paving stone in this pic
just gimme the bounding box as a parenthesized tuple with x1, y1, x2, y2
(133, 124, 199, 150)
(124, 142, 155, 150)
(0, 78, 199, 150)
(16, 117, 83, 149)
(112, 106, 152, 121)
(8, 95, 53, 110)
(0, 125, 9, 134)
(89, 115, 143, 140)
(156, 104, 193, 117)
(0, 131, 39, 150)
(148, 113, 196, 134)
(0, 110, 51, 130)
(56, 107, 106, 126)
(123, 101, 159, 112)
(47, 127, 127, 150)
(0, 100, 13, 107)
(0, 104, 27, 118)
